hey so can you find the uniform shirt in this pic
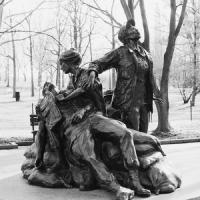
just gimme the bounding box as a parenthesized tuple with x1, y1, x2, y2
(72, 68, 106, 115)
(89, 45, 153, 112)
(132, 49, 149, 106)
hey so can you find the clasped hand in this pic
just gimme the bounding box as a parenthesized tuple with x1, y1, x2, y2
(82, 71, 96, 90)
(71, 109, 85, 124)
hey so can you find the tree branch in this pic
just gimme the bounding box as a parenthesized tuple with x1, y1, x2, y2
(120, 0, 132, 20)
(92, 11, 120, 28)
(0, 0, 5, 5)
(128, 0, 134, 19)
(0, 27, 64, 47)
(169, 0, 176, 35)
(175, 0, 188, 37)
(81, 0, 122, 27)
(45, 47, 58, 56)
(134, 0, 139, 9)
(81, 24, 94, 58)
(1, 1, 45, 34)
(139, 0, 149, 51)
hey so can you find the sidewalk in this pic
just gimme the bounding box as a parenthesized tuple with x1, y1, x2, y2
(0, 175, 113, 200)
(1, 144, 200, 200)
(1, 175, 199, 200)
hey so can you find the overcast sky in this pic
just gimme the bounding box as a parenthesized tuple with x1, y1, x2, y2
(3, 0, 169, 48)
(1, 0, 171, 90)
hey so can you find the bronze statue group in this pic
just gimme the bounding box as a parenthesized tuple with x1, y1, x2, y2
(21, 20, 181, 200)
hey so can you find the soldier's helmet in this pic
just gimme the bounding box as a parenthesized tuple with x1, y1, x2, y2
(59, 48, 82, 65)
(118, 19, 139, 44)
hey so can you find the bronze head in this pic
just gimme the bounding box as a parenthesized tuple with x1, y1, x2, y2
(118, 19, 141, 44)
(59, 48, 82, 66)
(42, 82, 57, 96)
(59, 48, 82, 74)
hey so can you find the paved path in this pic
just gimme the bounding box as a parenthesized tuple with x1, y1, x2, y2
(0, 147, 26, 180)
(0, 143, 200, 200)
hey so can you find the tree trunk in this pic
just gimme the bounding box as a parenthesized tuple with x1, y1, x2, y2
(154, 43, 175, 134)
(27, 18, 35, 97)
(190, 0, 197, 107)
(74, 0, 78, 50)
(0, 3, 5, 86)
(128, 0, 134, 19)
(190, 91, 196, 106)
(38, 64, 42, 88)
(23, 72, 26, 82)
(89, 30, 92, 61)
(56, 39, 61, 89)
(0, 3, 3, 29)
(29, 35, 34, 97)
(139, 0, 149, 51)
(50, 66, 53, 83)
(56, 21, 61, 89)
(11, 28, 16, 98)
(109, 0, 116, 89)
(120, 0, 132, 19)
(6, 57, 10, 87)
(111, 17, 116, 89)
(56, 60, 61, 89)
(153, 0, 188, 135)
(78, 15, 82, 53)
(154, 97, 172, 134)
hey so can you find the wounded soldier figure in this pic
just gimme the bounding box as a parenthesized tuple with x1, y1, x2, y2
(21, 81, 181, 200)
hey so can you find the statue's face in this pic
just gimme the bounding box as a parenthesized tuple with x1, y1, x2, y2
(61, 62, 71, 74)
(126, 25, 141, 41)
(42, 82, 58, 96)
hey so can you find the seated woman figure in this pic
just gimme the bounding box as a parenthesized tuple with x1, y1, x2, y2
(28, 49, 180, 200)
(22, 81, 181, 200)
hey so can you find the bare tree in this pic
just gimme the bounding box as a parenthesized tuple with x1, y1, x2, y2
(61, 0, 96, 64)
(6, 56, 9, 86)
(0, 0, 4, 28)
(177, 82, 193, 104)
(120, 0, 188, 135)
(0, 0, 54, 98)
(152, 0, 188, 134)
(83, 0, 188, 135)
(81, 0, 123, 88)
(1, 1, 45, 35)
(0, 47, 11, 87)
(88, 9, 94, 61)
(39, 1, 69, 90)
(25, 17, 34, 97)
(185, 0, 200, 106)
(54, 0, 69, 89)
(68, 0, 89, 53)
(34, 36, 49, 89)
(10, 19, 17, 98)
(110, 0, 116, 88)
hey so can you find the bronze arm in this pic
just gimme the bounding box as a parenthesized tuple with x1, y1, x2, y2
(56, 87, 85, 102)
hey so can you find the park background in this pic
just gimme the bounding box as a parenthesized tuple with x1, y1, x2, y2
(0, 0, 200, 140)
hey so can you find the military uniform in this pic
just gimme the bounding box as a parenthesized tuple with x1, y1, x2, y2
(89, 45, 154, 132)
(71, 68, 106, 115)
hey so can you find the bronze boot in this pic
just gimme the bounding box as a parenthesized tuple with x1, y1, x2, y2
(129, 169, 151, 197)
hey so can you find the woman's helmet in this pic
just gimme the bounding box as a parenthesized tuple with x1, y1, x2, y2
(118, 19, 140, 44)
(59, 48, 82, 65)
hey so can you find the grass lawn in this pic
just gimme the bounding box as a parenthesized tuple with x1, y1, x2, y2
(0, 85, 200, 141)
(0, 85, 38, 139)
(149, 87, 200, 139)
